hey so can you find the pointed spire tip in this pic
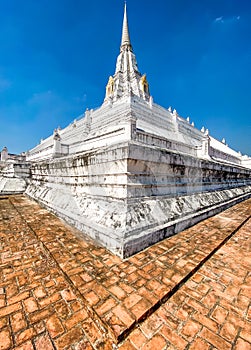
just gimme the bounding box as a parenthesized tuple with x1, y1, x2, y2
(120, 2, 132, 51)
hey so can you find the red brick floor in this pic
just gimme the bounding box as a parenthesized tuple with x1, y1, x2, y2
(0, 195, 250, 349)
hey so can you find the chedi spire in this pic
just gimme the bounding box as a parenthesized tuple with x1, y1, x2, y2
(120, 3, 132, 51)
(104, 3, 151, 103)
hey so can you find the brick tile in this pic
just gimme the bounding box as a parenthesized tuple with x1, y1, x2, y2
(95, 297, 117, 316)
(171, 291, 187, 306)
(138, 287, 158, 305)
(33, 320, 45, 335)
(0, 296, 5, 308)
(70, 274, 84, 287)
(192, 313, 219, 332)
(171, 272, 184, 284)
(74, 339, 94, 350)
(195, 283, 210, 295)
(123, 293, 142, 309)
(0, 302, 22, 318)
(46, 314, 64, 338)
(202, 292, 218, 309)
(15, 328, 36, 346)
(34, 286, 47, 299)
(104, 256, 121, 267)
(241, 286, 251, 297)
(188, 337, 210, 350)
(111, 305, 135, 327)
(54, 300, 71, 320)
(88, 283, 110, 301)
(29, 309, 52, 324)
(0, 328, 12, 350)
(240, 329, 251, 343)
(0, 318, 8, 330)
(192, 273, 204, 283)
(39, 292, 61, 307)
(220, 321, 239, 342)
(118, 340, 137, 349)
(235, 294, 250, 312)
(129, 328, 147, 348)
(200, 327, 232, 349)
(224, 285, 241, 297)
(64, 309, 88, 330)
(226, 312, 245, 328)
(68, 266, 84, 275)
(181, 319, 202, 340)
(161, 325, 187, 349)
(211, 305, 228, 324)
(34, 333, 54, 350)
(118, 283, 134, 294)
(84, 290, 100, 306)
(141, 334, 167, 350)
(219, 274, 232, 286)
(104, 312, 127, 338)
(54, 327, 83, 349)
(186, 298, 208, 315)
(70, 300, 83, 312)
(45, 280, 55, 288)
(208, 280, 225, 293)
(11, 312, 27, 333)
(130, 299, 151, 320)
(176, 307, 189, 321)
(140, 313, 164, 338)
(5, 271, 23, 281)
(109, 285, 127, 300)
(153, 284, 169, 299)
(157, 307, 180, 330)
(13, 340, 34, 350)
(104, 272, 121, 287)
(79, 272, 93, 282)
(61, 288, 77, 301)
(82, 319, 103, 344)
(8, 291, 30, 305)
(23, 297, 38, 313)
(183, 286, 202, 301)
(235, 338, 251, 350)
(146, 279, 163, 292)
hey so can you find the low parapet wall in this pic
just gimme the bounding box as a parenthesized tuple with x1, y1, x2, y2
(0, 177, 27, 194)
(0, 162, 30, 194)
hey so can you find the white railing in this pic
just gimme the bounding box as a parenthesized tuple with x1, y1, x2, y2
(134, 130, 197, 156)
(209, 147, 241, 165)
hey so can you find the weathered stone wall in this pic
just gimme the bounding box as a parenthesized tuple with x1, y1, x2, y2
(122, 142, 251, 256)
(25, 143, 130, 255)
(25, 141, 251, 258)
(0, 162, 30, 194)
(127, 143, 251, 197)
(1, 163, 30, 178)
(0, 177, 27, 194)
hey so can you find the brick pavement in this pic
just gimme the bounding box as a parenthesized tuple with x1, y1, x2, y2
(0, 194, 250, 349)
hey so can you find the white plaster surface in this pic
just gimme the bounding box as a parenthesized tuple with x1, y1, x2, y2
(0, 176, 27, 194)
(25, 141, 251, 257)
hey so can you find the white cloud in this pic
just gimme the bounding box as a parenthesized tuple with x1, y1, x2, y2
(215, 16, 223, 23)
(214, 15, 240, 24)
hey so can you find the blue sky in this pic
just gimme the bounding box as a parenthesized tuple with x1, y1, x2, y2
(0, 0, 251, 155)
